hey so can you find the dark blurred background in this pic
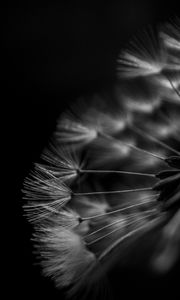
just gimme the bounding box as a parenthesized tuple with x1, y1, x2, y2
(3, 0, 180, 299)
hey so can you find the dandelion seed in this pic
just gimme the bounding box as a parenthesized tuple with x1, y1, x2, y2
(118, 51, 165, 78)
(130, 124, 180, 156)
(117, 30, 166, 78)
(23, 165, 72, 223)
(34, 225, 96, 289)
(161, 28, 180, 50)
(41, 144, 83, 182)
(56, 117, 98, 146)
(160, 20, 180, 71)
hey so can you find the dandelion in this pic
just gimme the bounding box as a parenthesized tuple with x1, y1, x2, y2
(23, 19, 180, 299)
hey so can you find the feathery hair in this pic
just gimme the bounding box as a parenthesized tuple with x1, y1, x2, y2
(23, 19, 180, 299)
(33, 224, 95, 288)
(23, 164, 72, 223)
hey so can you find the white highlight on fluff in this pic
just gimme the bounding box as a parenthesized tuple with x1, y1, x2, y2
(161, 31, 180, 50)
(52, 208, 81, 229)
(35, 225, 95, 288)
(23, 165, 72, 222)
(124, 96, 161, 114)
(117, 33, 166, 78)
(118, 50, 165, 77)
(41, 144, 82, 182)
(56, 117, 98, 145)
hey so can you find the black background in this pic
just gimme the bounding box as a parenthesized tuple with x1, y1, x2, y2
(3, 0, 180, 299)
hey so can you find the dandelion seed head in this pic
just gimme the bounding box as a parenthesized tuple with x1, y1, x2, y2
(23, 18, 180, 297)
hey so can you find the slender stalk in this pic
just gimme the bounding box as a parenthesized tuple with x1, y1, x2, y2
(74, 187, 153, 196)
(166, 75, 180, 99)
(131, 125, 180, 156)
(81, 195, 158, 220)
(80, 169, 156, 177)
(99, 215, 164, 260)
(99, 131, 165, 160)
(85, 209, 156, 238)
(86, 210, 157, 245)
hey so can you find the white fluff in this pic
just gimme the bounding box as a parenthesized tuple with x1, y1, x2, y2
(35, 225, 95, 288)
(23, 165, 71, 223)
